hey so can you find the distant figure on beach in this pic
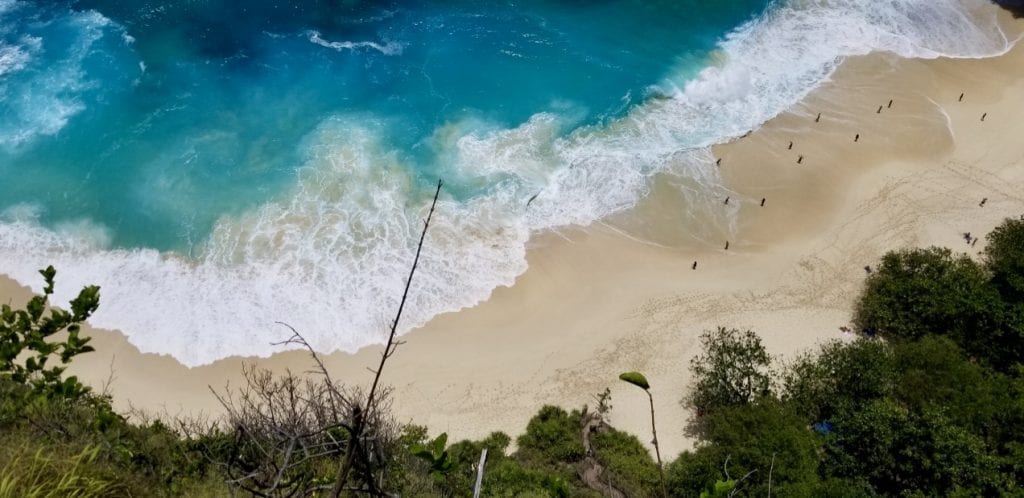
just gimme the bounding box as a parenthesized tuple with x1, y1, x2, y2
(981, 113, 987, 122)
(788, 141, 793, 150)
(980, 197, 988, 207)
(959, 92, 965, 102)
(864, 265, 872, 274)
(724, 196, 730, 205)
(692, 261, 698, 270)
(877, 105, 883, 114)
(724, 241, 730, 250)
(972, 238, 978, 247)
(815, 112, 821, 123)
(760, 197, 766, 207)
(797, 155, 804, 164)
(854, 133, 860, 142)
(888, 99, 893, 108)
(716, 158, 722, 166)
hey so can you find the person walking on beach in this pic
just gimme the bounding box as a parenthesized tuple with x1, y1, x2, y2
(981, 113, 987, 122)
(760, 197, 766, 207)
(854, 133, 859, 142)
(797, 155, 803, 164)
(877, 105, 883, 114)
(724, 196, 730, 205)
(980, 197, 988, 207)
(815, 112, 821, 123)
(788, 141, 793, 150)
(959, 92, 965, 102)
(888, 99, 893, 108)
(692, 261, 698, 270)
(724, 241, 729, 250)
(716, 158, 722, 166)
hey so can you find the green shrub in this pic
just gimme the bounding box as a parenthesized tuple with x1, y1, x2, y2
(1, 266, 99, 400)
(685, 328, 773, 420)
(591, 428, 660, 496)
(783, 338, 895, 423)
(853, 247, 1008, 364)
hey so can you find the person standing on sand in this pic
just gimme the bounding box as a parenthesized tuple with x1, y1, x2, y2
(855, 133, 860, 142)
(981, 113, 987, 122)
(760, 198, 766, 207)
(959, 92, 965, 102)
(788, 141, 793, 150)
(980, 198, 988, 207)
(724, 241, 730, 250)
(888, 99, 893, 108)
(877, 105, 883, 113)
(797, 155, 803, 164)
(724, 197, 730, 205)
(815, 112, 821, 122)
(692, 261, 697, 270)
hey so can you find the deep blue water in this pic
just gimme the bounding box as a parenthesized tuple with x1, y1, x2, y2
(0, 0, 769, 250)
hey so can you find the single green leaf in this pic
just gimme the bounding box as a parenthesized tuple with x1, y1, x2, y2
(619, 371, 650, 390)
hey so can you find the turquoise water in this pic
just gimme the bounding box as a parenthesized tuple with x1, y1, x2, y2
(1, 0, 1011, 364)
(1, 0, 769, 250)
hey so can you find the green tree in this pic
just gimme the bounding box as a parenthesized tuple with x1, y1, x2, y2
(1, 266, 99, 400)
(668, 400, 821, 497)
(985, 216, 1024, 302)
(515, 406, 585, 471)
(783, 338, 894, 423)
(823, 399, 998, 495)
(853, 247, 1007, 366)
(685, 328, 773, 420)
(984, 216, 1024, 368)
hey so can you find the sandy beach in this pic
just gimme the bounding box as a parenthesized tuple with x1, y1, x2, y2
(3, 10, 1023, 457)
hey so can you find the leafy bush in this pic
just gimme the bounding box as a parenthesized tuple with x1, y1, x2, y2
(985, 216, 1024, 303)
(1, 266, 99, 399)
(685, 328, 773, 425)
(783, 338, 894, 423)
(853, 247, 1008, 364)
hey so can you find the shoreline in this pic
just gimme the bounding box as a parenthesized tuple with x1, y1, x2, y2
(3, 12, 1024, 455)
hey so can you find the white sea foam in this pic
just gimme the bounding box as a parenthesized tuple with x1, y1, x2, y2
(0, 3, 122, 149)
(0, 0, 1017, 365)
(305, 30, 403, 55)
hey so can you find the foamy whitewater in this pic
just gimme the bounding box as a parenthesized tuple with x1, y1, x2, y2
(0, 0, 1017, 365)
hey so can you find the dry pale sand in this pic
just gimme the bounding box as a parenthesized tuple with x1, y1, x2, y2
(3, 12, 1024, 457)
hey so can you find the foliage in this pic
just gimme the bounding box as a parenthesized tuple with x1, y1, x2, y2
(685, 327, 773, 425)
(0, 266, 99, 399)
(823, 399, 998, 495)
(618, 371, 650, 390)
(852, 247, 1009, 366)
(0, 445, 123, 498)
(985, 216, 1024, 302)
(668, 400, 821, 497)
(411, 432, 454, 478)
(515, 405, 586, 471)
(782, 337, 894, 423)
(591, 427, 661, 496)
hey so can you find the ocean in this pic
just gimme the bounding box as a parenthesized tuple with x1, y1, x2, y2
(0, 0, 1015, 365)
